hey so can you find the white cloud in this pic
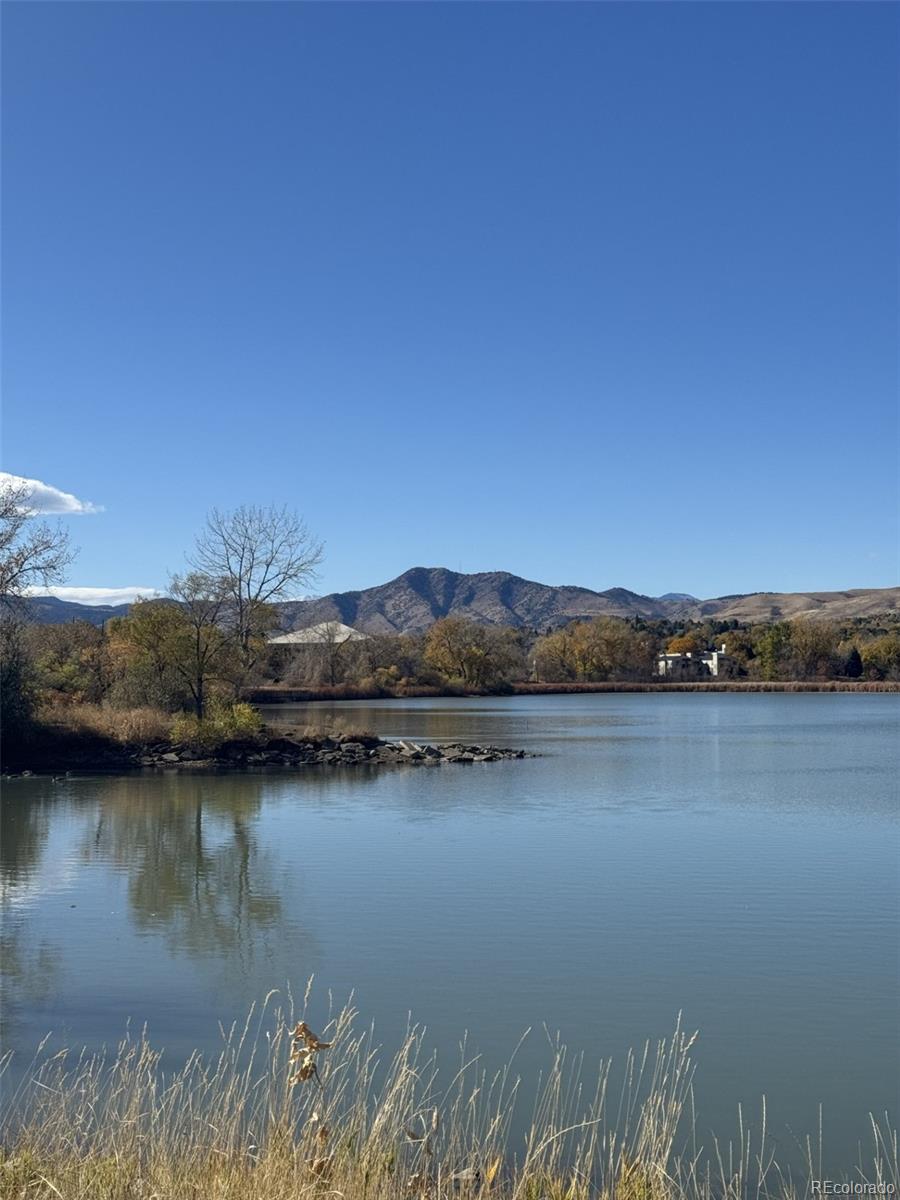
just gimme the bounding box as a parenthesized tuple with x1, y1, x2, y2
(0, 471, 102, 515)
(28, 585, 162, 606)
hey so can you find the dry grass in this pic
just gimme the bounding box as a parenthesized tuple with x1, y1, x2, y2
(247, 682, 900, 705)
(273, 718, 378, 743)
(245, 684, 462, 703)
(36, 700, 174, 745)
(513, 682, 900, 695)
(0, 994, 895, 1200)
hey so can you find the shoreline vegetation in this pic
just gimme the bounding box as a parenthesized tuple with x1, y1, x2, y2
(2, 706, 528, 775)
(7, 680, 897, 775)
(1, 996, 895, 1200)
(5, 680, 895, 774)
(246, 679, 900, 703)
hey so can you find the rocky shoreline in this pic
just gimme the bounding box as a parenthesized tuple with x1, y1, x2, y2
(139, 734, 528, 770)
(4, 732, 529, 776)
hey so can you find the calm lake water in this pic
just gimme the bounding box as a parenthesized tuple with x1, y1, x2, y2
(2, 694, 898, 1170)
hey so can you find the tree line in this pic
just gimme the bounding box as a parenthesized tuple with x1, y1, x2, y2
(21, 606, 900, 714)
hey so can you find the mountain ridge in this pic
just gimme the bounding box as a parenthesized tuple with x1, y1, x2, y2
(20, 568, 900, 631)
(276, 568, 900, 634)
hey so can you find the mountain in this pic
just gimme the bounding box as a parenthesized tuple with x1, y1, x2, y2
(21, 570, 900, 633)
(275, 568, 672, 635)
(20, 595, 133, 627)
(275, 568, 900, 635)
(680, 588, 900, 624)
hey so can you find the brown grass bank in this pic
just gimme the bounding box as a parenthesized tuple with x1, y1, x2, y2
(0, 996, 895, 1200)
(512, 681, 900, 695)
(246, 680, 900, 703)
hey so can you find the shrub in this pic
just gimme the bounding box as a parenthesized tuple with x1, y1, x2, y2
(171, 701, 263, 751)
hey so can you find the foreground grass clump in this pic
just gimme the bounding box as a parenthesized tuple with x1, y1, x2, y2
(0, 996, 896, 1200)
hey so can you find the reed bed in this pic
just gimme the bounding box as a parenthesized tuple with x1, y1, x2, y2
(36, 700, 174, 744)
(246, 681, 900, 703)
(0, 992, 895, 1200)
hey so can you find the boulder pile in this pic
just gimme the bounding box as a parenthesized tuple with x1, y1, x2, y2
(135, 733, 528, 770)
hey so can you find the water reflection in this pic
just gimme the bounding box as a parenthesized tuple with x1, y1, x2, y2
(0, 774, 322, 1048)
(0, 928, 60, 1044)
(82, 776, 284, 959)
(1, 786, 53, 889)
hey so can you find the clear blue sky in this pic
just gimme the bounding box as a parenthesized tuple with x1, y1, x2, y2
(3, 1, 898, 603)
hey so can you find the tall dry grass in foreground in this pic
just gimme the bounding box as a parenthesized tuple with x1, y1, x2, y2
(0, 993, 895, 1200)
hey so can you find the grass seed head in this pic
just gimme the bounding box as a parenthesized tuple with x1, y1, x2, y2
(307, 1154, 334, 1179)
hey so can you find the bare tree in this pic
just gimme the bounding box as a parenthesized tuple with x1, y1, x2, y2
(189, 505, 323, 671)
(168, 573, 237, 718)
(315, 621, 353, 686)
(0, 478, 74, 607)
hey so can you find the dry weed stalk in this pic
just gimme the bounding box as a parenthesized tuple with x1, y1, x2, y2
(0, 993, 895, 1200)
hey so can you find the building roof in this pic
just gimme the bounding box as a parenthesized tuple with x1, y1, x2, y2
(267, 621, 369, 646)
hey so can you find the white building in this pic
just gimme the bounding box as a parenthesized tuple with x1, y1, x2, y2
(267, 621, 368, 646)
(657, 643, 738, 679)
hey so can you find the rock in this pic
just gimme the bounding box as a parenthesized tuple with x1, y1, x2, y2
(161, 752, 180, 763)
(265, 737, 303, 754)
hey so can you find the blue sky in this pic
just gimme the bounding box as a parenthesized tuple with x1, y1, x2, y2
(3, 2, 897, 604)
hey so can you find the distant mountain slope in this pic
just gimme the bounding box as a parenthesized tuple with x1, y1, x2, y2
(22, 572, 900, 633)
(20, 596, 132, 626)
(681, 588, 900, 624)
(274, 567, 671, 635)
(276, 568, 900, 635)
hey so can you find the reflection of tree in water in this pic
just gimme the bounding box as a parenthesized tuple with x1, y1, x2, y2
(0, 927, 60, 1043)
(1, 785, 61, 1042)
(0, 787, 53, 888)
(81, 775, 319, 974)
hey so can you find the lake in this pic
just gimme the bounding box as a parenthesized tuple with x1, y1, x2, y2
(1, 693, 897, 1171)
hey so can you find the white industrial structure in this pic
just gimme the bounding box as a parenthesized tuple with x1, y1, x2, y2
(267, 621, 368, 646)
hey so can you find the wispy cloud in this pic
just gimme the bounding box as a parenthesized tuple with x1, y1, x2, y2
(0, 471, 102, 515)
(28, 586, 162, 606)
